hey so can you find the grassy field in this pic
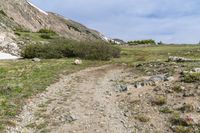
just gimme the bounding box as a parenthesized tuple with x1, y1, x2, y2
(113, 45, 200, 65)
(1, 44, 200, 130)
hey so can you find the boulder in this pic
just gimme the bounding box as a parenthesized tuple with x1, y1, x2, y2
(32, 58, 41, 62)
(74, 59, 82, 65)
(192, 68, 200, 73)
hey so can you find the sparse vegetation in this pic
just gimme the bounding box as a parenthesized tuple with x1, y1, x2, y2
(2, 44, 200, 132)
(178, 103, 194, 113)
(170, 112, 193, 127)
(0, 10, 7, 16)
(159, 107, 173, 114)
(172, 85, 183, 93)
(135, 114, 150, 122)
(182, 72, 200, 83)
(174, 126, 192, 133)
(152, 95, 167, 105)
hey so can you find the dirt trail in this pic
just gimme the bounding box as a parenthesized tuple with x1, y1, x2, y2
(7, 65, 131, 133)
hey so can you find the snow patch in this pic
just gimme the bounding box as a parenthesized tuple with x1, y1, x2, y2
(99, 33, 110, 41)
(0, 52, 20, 60)
(27, 1, 48, 15)
(100, 34, 121, 44)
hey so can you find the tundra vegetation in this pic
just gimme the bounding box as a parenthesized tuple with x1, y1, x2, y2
(1, 30, 200, 132)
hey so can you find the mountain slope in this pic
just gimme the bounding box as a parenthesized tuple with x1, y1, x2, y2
(0, 0, 106, 56)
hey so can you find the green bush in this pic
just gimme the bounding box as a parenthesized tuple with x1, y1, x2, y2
(21, 39, 121, 60)
(38, 29, 57, 35)
(14, 27, 30, 32)
(40, 34, 52, 39)
(0, 10, 7, 16)
(128, 39, 156, 45)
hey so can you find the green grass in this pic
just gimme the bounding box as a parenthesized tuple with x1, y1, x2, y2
(1, 44, 200, 131)
(112, 45, 200, 65)
(15, 31, 59, 42)
(0, 58, 107, 130)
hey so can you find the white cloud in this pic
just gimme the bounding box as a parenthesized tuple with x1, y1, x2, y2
(30, 0, 200, 43)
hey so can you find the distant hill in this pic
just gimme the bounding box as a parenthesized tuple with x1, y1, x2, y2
(0, 0, 107, 55)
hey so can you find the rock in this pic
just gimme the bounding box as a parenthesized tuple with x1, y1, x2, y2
(134, 82, 142, 88)
(122, 63, 127, 66)
(60, 115, 77, 123)
(74, 59, 82, 65)
(149, 75, 165, 83)
(192, 68, 200, 73)
(118, 85, 128, 92)
(168, 56, 193, 62)
(183, 91, 194, 97)
(153, 86, 161, 92)
(136, 64, 143, 67)
(197, 107, 200, 112)
(32, 58, 41, 62)
(165, 76, 175, 81)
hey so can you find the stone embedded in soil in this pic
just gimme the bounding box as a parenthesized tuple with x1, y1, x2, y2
(168, 56, 193, 62)
(116, 84, 128, 92)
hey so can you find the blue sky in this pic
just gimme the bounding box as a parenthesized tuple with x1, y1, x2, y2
(30, 0, 200, 44)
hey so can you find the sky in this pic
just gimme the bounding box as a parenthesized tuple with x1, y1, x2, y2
(30, 0, 200, 44)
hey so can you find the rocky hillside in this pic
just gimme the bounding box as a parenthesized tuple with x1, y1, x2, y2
(0, 0, 106, 56)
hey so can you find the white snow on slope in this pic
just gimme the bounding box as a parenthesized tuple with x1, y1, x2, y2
(27, 1, 48, 15)
(0, 52, 20, 60)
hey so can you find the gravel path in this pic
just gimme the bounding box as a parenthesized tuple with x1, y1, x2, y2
(6, 65, 131, 133)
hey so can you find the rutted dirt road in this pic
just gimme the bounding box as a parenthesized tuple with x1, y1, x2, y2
(7, 65, 131, 133)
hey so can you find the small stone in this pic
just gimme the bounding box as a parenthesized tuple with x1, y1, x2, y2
(168, 56, 193, 62)
(116, 85, 128, 92)
(192, 68, 200, 73)
(134, 82, 142, 88)
(61, 115, 77, 123)
(32, 58, 41, 62)
(166, 76, 175, 81)
(74, 59, 82, 65)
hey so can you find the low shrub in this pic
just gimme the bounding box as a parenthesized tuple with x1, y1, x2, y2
(14, 27, 30, 32)
(38, 29, 57, 35)
(172, 85, 183, 93)
(159, 107, 173, 114)
(40, 34, 52, 39)
(21, 39, 121, 60)
(174, 126, 192, 133)
(0, 10, 7, 16)
(178, 103, 194, 113)
(135, 114, 150, 122)
(183, 73, 200, 83)
(128, 39, 156, 45)
(152, 95, 167, 105)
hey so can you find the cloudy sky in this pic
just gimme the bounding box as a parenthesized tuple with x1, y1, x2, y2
(30, 0, 200, 44)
